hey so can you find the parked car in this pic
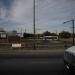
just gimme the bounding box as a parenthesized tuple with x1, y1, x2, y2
(64, 46, 75, 71)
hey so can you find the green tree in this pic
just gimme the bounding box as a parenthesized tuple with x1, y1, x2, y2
(23, 33, 34, 38)
(43, 31, 57, 36)
(43, 31, 51, 36)
(50, 33, 58, 36)
(23, 33, 28, 38)
(59, 31, 71, 38)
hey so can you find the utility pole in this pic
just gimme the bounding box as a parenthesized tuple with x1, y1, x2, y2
(72, 19, 74, 46)
(33, 0, 36, 50)
(63, 19, 75, 46)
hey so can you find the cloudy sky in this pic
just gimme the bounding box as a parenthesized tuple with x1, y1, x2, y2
(0, 0, 75, 33)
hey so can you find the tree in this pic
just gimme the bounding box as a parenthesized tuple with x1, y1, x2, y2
(23, 33, 34, 38)
(50, 33, 58, 36)
(43, 31, 51, 36)
(23, 33, 28, 38)
(43, 31, 58, 36)
(59, 31, 71, 38)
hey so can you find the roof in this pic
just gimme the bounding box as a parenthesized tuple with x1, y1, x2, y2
(7, 31, 18, 36)
(65, 46, 75, 56)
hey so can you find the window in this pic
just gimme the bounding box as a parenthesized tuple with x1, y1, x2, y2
(1, 34, 6, 38)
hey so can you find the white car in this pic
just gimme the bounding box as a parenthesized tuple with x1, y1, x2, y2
(64, 46, 75, 71)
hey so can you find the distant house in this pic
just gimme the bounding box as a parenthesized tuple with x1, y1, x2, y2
(7, 31, 21, 48)
(7, 30, 21, 43)
(0, 30, 20, 43)
(0, 29, 22, 48)
(0, 29, 8, 43)
(8, 36, 21, 43)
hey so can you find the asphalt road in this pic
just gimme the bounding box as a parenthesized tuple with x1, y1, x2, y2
(0, 51, 74, 75)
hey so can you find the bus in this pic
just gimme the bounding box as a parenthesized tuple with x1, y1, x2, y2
(43, 36, 58, 41)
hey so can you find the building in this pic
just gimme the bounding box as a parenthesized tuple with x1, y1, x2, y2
(7, 30, 21, 48)
(0, 29, 8, 43)
(0, 28, 22, 48)
(6, 30, 21, 43)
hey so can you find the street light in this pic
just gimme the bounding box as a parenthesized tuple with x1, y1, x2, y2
(63, 19, 75, 46)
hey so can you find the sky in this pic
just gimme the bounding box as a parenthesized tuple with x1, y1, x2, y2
(0, 0, 75, 33)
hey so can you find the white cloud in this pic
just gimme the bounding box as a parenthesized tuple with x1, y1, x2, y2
(9, 0, 33, 22)
(0, 0, 34, 33)
(0, 0, 75, 33)
(0, 2, 7, 19)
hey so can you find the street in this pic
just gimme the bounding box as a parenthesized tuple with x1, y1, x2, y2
(0, 50, 74, 75)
